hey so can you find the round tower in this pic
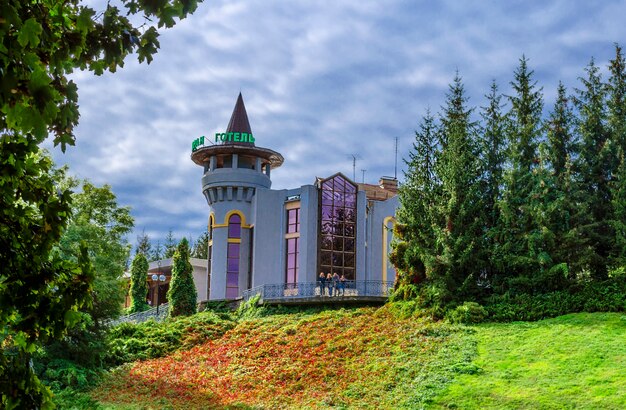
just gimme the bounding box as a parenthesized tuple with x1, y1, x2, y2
(191, 93, 283, 300)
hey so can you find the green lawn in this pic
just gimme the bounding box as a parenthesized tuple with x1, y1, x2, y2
(430, 313, 626, 409)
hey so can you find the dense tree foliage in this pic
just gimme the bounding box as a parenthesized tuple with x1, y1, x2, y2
(35, 177, 133, 397)
(167, 238, 197, 317)
(1, 0, 200, 405)
(393, 46, 626, 315)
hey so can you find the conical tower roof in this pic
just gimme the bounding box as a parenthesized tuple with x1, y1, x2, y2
(224, 92, 253, 145)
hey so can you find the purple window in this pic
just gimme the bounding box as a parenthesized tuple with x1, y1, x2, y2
(228, 214, 241, 238)
(226, 214, 241, 298)
(318, 174, 358, 280)
(286, 208, 300, 233)
(285, 237, 299, 284)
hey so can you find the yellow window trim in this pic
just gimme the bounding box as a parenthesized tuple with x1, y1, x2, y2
(227, 238, 242, 244)
(382, 216, 396, 282)
(285, 201, 300, 210)
(211, 209, 252, 229)
(284, 232, 300, 240)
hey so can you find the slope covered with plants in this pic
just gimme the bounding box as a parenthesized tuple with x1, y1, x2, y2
(91, 305, 475, 409)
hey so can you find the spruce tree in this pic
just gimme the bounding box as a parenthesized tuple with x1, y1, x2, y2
(135, 229, 152, 257)
(612, 155, 626, 268)
(479, 81, 506, 284)
(129, 252, 149, 313)
(544, 82, 587, 279)
(392, 110, 440, 298)
(574, 58, 612, 279)
(495, 56, 549, 291)
(607, 44, 626, 267)
(433, 73, 483, 302)
(164, 229, 177, 259)
(167, 238, 197, 317)
(607, 44, 626, 157)
(191, 231, 209, 259)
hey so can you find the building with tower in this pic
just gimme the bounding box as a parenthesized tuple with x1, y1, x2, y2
(188, 93, 399, 301)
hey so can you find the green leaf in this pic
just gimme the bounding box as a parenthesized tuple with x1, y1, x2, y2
(64, 310, 82, 327)
(17, 18, 43, 48)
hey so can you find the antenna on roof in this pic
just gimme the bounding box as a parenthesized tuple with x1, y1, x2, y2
(394, 137, 398, 180)
(361, 169, 366, 183)
(348, 154, 360, 181)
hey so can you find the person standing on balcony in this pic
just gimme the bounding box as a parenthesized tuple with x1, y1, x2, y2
(340, 274, 346, 296)
(319, 272, 326, 296)
(332, 272, 340, 296)
(327, 272, 333, 297)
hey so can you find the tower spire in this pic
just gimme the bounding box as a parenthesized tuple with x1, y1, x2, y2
(225, 93, 253, 144)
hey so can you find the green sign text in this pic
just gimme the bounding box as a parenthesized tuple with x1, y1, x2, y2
(215, 132, 255, 143)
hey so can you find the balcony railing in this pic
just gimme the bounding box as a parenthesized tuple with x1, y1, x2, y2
(107, 303, 170, 326)
(242, 280, 393, 302)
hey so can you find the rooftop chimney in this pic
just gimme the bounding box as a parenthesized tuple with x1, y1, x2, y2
(379, 176, 398, 193)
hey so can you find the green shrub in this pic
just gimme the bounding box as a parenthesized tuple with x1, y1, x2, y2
(447, 302, 489, 324)
(168, 238, 198, 317)
(105, 310, 235, 366)
(485, 278, 626, 321)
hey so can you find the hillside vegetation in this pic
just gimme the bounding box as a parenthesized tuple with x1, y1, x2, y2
(92, 305, 474, 409)
(87, 307, 626, 409)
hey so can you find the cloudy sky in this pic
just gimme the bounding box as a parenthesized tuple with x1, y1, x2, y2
(45, 0, 626, 247)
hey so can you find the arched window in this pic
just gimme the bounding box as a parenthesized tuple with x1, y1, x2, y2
(226, 214, 241, 298)
(228, 214, 241, 238)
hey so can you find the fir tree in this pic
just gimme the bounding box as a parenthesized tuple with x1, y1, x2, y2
(607, 44, 626, 157)
(129, 252, 149, 313)
(574, 58, 612, 279)
(392, 110, 440, 297)
(136, 229, 152, 257)
(607, 44, 626, 267)
(544, 82, 587, 279)
(479, 81, 507, 284)
(546, 83, 576, 183)
(434, 73, 483, 302)
(164, 229, 177, 259)
(191, 231, 209, 259)
(495, 56, 549, 291)
(612, 155, 626, 267)
(167, 238, 197, 317)
(152, 240, 163, 262)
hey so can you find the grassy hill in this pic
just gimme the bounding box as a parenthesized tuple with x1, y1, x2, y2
(86, 306, 626, 409)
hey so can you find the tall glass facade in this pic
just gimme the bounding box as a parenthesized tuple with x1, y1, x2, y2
(226, 214, 241, 298)
(319, 174, 357, 279)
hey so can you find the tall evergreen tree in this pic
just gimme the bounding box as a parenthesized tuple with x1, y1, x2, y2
(479, 81, 507, 284)
(135, 229, 152, 257)
(191, 231, 209, 259)
(612, 155, 626, 267)
(129, 252, 149, 313)
(432, 73, 483, 302)
(546, 83, 576, 183)
(607, 44, 626, 157)
(574, 58, 612, 279)
(392, 110, 440, 297)
(544, 82, 587, 278)
(495, 56, 550, 291)
(607, 44, 626, 267)
(393, 74, 484, 309)
(167, 238, 197, 317)
(164, 229, 178, 259)
(152, 240, 163, 262)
